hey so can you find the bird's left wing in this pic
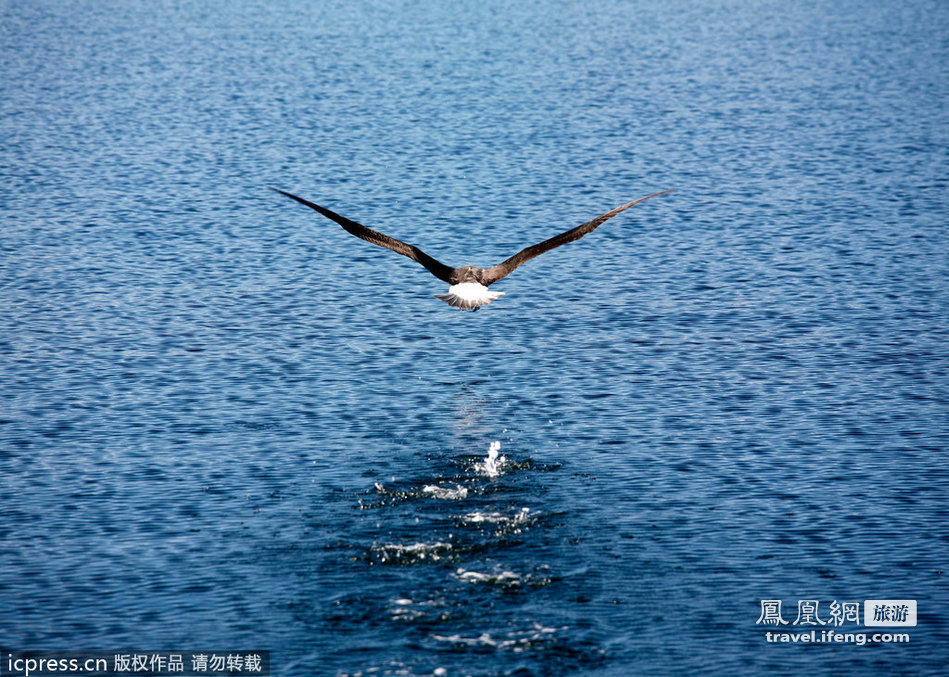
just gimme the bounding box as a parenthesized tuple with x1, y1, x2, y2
(480, 189, 673, 286)
(273, 188, 455, 283)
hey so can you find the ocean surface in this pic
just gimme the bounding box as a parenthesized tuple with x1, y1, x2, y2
(2, 1, 947, 675)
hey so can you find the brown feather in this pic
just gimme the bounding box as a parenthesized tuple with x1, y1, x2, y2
(480, 189, 674, 286)
(272, 189, 455, 283)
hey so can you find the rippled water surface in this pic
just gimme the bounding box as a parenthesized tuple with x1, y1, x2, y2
(2, 1, 948, 675)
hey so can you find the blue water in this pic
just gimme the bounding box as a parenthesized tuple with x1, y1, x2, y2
(2, 1, 947, 675)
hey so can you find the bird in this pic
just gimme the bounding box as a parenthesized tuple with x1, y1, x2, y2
(273, 188, 673, 310)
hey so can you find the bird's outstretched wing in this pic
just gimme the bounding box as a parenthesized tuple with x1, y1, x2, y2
(480, 189, 673, 286)
(273, 188, 455, 283)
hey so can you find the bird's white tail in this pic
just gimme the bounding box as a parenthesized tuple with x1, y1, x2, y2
(435, 283, 506, 310)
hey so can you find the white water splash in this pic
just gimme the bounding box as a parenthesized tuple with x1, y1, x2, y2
(371, 541, 453, 563)
(388, 598, 422, 620)
(423, 484, 468, 500)
(476, 440, 507, 477)
(454, 568, 522, 585)
(432, 623, 558, 649)
(462, 507, 532, 525)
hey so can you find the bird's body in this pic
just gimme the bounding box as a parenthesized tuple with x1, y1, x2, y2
(435, 282, 506, 310)
(273, 188, 672, 310)
(432, 264, 504, 310)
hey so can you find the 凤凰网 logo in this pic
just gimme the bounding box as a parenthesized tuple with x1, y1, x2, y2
(756, 599, 915, 646)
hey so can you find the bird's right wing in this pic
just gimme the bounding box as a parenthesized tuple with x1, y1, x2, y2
(273, 189, 455, 283)
(480, 189, 673, 286)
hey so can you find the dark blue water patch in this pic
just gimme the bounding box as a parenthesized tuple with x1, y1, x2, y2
(242, 442, 614, 675)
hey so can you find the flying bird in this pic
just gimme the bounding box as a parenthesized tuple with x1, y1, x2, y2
(273, 188, 673, 310)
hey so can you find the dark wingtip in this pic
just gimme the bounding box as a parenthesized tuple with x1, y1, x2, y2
(271, 187, 321, 211)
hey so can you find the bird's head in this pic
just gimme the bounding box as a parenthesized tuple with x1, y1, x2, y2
(450, 265, 486, 285)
